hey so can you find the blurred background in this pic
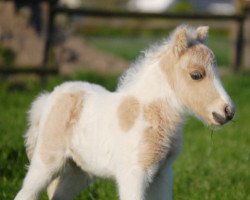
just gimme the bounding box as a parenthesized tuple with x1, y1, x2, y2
(0, 0, 249, 199)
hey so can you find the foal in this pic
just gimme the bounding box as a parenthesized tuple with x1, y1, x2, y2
(14, 25, 235, 200)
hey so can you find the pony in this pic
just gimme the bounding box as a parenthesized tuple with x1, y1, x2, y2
(14, 25, 235, 200)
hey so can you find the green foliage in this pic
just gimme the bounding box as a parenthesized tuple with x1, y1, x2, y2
(170, 0, 194, 13)
(76, 26, 172, 38)
(80, 0, 129, 10)
(0, 45, 16, 66)
(88, 36, 155, 61)
(0, 72, 249, 200)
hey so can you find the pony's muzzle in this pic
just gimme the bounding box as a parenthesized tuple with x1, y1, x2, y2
(212, 104, 235, 125)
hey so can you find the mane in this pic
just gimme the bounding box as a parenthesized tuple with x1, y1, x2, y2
(117, 25, 200, 91)
(117, 38, 169, 91)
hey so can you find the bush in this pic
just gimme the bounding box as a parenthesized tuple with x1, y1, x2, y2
(0, 45, 16, 67)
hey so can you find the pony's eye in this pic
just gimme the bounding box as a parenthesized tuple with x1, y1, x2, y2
(190, 71, 203, 80)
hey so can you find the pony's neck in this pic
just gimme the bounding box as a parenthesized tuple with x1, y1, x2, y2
(118, 52, 183, 114)
(125, 62, 168, 99)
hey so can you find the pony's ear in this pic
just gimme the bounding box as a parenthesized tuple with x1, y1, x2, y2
(173, 27, 188, 57)
(196, 26, 209, 43)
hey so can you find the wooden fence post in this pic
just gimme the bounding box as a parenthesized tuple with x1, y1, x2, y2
(41, 0, 57, 83)
(234, 18, 244, 71)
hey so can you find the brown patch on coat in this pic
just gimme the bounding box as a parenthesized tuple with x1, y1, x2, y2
(139, 100, 181, 169)
(117, 96, 140, 132)
(40, 91, 85, 165)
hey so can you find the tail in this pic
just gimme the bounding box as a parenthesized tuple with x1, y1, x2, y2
(25, 92, 49, 160)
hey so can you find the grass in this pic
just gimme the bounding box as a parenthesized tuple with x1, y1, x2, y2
(0, 71, 249, 200)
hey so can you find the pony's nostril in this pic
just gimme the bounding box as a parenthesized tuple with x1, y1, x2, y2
(212, 112, 225, 125)
(224, 105, 235, 120)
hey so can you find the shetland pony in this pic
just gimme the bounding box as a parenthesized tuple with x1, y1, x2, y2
(14, 25, 235, 200)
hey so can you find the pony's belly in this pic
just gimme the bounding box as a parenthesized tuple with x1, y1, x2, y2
(81, 161, 114, 178)
(69, 134, 117, 178)
(72, 150, 116, 178)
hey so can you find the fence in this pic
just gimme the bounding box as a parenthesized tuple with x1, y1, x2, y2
(0, 0, 248, 78)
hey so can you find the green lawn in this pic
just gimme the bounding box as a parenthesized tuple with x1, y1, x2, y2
(0, 71, 249, 200)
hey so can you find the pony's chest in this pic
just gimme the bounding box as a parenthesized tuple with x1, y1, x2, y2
(138, 100, 183, 169)
(139, 127, 182, 169)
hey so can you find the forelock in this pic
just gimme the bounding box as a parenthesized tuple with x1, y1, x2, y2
(187, 44, 215, 66)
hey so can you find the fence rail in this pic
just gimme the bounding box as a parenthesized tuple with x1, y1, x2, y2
(0, 68, 58, 75)
(0, 0, 248, 78)
(48, 6, 246, 71)
(53, 7, 245, 20)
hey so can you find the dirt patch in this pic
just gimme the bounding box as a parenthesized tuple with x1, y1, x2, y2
(56, 37, 128, 74)
(0, 2, 43, 67)
(0, 2, 128, 74)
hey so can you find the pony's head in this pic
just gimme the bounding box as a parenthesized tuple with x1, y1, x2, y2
(161, 25, 235, 126)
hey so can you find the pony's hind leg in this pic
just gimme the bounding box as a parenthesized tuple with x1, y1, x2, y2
(48, 161, 91, 200)
(15, 91, 84, 200)
(14, 150, 65, 200)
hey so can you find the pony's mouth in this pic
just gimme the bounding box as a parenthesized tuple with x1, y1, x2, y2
(212, 112, 228, 125)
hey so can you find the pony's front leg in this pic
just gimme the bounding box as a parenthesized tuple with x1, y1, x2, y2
(146, 165, 173, 200)
(116, 168, 147, 200)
